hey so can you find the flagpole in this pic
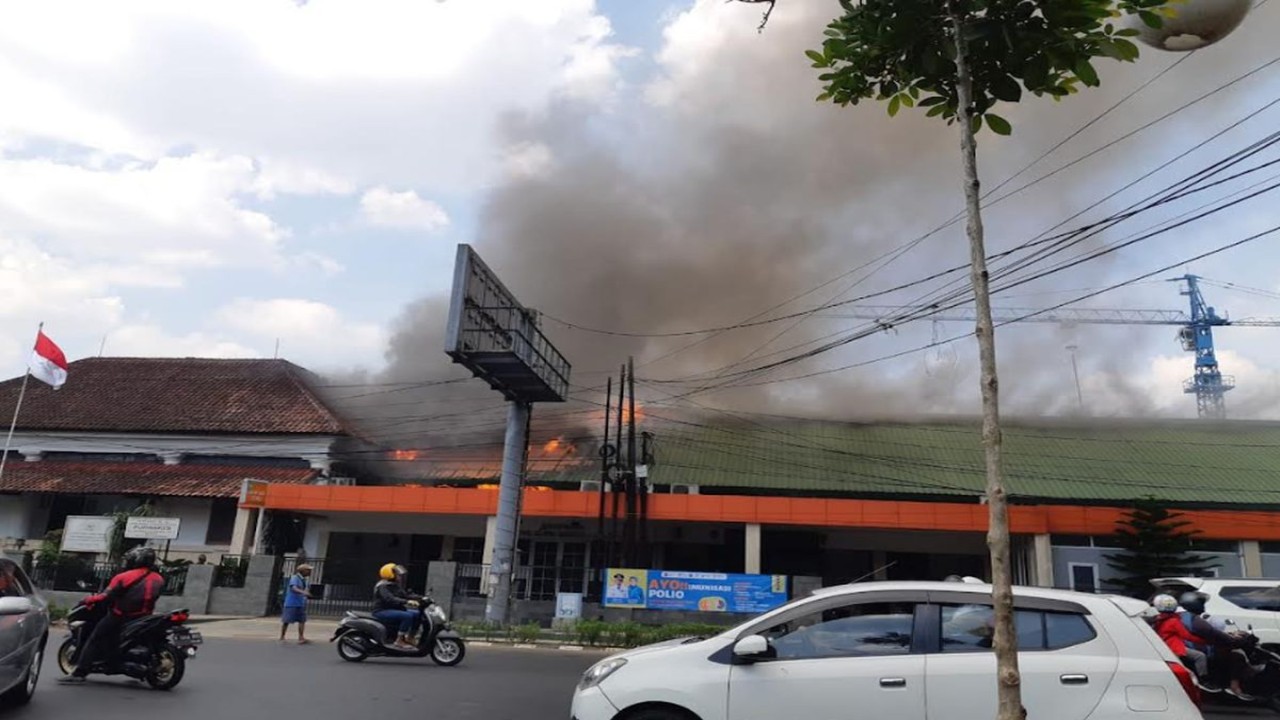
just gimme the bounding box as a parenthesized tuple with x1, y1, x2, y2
(0, 323, 40, 483)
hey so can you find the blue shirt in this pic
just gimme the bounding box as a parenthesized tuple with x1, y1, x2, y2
(283, 574, 308, 608)
(627, 585, 644, 604)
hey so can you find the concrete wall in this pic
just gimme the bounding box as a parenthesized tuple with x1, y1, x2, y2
(207, 555, 280, 616)
(0, 494, 39, 541)
(1052, 545, 1243, 592)
(39, 565, 215, 614)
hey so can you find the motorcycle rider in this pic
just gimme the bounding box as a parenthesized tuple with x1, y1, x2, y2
(373, 563, 421, 650)
(1177, 591, 1257, 701)
(59, 546, 166, 684)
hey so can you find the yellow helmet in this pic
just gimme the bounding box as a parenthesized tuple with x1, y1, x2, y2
(379, 563, 405, 580)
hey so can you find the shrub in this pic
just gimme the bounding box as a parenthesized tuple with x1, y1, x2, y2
(514, 622, 541, 644)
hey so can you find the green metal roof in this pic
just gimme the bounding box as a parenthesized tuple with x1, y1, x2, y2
(539, 417, 1280, 508)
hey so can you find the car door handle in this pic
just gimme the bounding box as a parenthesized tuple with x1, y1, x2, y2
(1060, 674, 1089, 685)
(880, 677, 907, 688)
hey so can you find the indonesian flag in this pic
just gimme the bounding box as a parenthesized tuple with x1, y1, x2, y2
(28, 330, 68, 389)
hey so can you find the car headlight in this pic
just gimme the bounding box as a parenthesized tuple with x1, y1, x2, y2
(578, 658, 627, 691)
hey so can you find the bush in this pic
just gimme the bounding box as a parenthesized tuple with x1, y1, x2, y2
(514, 622, 541, 644)
(47, 602, 68, 623)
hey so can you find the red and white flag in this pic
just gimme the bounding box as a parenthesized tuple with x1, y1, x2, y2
(28, 330, 68, 389)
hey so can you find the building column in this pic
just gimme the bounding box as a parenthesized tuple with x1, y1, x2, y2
(482, 516, 499, 566)
(872, 551, 889, 581)
(229, 508, 256, 556)
(1033, 533, 1054, 588)
(745, 523, 762, 575)
(1243, 540, 1263, 578)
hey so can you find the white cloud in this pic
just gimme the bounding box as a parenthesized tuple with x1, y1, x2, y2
(214, 297, 387, 368)
(101, 324, 260, 360)
(359, 187, 450, 231)
(0, 1, 632, 191)
(502, 142, 555, 180)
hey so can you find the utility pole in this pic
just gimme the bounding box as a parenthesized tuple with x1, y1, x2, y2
(626, 356, 638, 567)
(1066, 345, 1084, 411)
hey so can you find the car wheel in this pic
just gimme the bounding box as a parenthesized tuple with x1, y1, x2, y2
(621, 707, 698, 720)
(0, 641, 44, 707)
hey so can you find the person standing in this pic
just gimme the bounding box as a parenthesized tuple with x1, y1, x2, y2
(280, 564, 313, 644)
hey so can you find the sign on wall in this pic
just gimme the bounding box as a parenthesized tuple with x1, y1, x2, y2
(60, 516, 114, 553)
(556, 592, 583, 621)
(240, 479, 269, 508)
(124, 516, 181, 540)
(603, 568, 788, 614)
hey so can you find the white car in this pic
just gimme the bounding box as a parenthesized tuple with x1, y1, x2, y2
(1152, 577, 1280, 646)
(571, 581, 1202, 720)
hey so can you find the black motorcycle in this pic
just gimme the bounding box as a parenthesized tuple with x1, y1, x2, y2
(56, 601, 202, 690)
(1196, 626, 1280, 713)
(330, 597, 465, 666)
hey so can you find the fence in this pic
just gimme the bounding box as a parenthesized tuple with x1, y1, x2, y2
(31, 559, 188, 596)
(269, 557, 437, 617)
(453, 562, 602, 603)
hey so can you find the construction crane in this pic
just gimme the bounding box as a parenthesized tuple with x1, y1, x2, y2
(826, 275, 1280, 419)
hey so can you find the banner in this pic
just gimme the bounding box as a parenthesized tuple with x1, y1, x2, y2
(603, 568, 788, 614)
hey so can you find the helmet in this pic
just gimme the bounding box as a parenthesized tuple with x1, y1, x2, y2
(1152, 594, 1178, 613)
(1179, 591, 1208, 615)
(124, 546, 156, 570)
(379, 563, 406, 581)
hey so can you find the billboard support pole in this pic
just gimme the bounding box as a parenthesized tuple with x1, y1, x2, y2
(484, 400, 531, 626)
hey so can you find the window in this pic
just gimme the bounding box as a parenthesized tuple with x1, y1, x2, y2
(940, 605, 1096, 653)
(205, 498, 238, 545)
(1069, 563, 1098, 594)
(1220, 586, 1280, 612)
(452, 537, 484, 564)
(759, 602, 916, 660)
(0, 560, 23, 599)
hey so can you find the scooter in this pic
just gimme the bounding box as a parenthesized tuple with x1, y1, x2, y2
(330, 597, 465, 666)
(56, 600, 202, 690)
(1194, 623, 1280, 713)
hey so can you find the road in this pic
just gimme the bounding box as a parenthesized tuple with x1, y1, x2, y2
(16, 638, 602, 720)
(11, 636, 1265, 720)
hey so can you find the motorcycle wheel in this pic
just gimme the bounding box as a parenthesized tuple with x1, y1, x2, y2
(337, 633, 369, 663)
(57, 639, 78, 676)
(145, 645, 185, 690)
(430, 638, 465, 667)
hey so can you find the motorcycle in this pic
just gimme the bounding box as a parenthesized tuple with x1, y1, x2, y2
(1194, 624, 1280, 713)
(330, 597, 465, 666)
(56, 600, 202, 690)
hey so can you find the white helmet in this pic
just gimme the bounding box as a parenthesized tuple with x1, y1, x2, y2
(1152, 594, 1178, 613)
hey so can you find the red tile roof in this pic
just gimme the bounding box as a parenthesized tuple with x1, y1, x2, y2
(0, 358, 347, 435)
(0, 461, 318, 498)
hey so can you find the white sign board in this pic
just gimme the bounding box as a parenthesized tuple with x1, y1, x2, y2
(124, 516, 181, 540)
(556, 592, 583, 621)
(60, 516, 114, 553)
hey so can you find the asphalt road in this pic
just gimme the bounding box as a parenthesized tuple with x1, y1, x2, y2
(14, 639, 602, 720)
(9, 637, 1266, 720)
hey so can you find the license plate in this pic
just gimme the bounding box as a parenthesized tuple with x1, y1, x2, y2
(172, 630, 203, 645)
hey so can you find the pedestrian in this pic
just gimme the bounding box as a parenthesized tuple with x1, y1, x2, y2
(280, 564, 313, 644)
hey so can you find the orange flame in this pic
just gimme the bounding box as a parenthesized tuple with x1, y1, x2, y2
(544, 439, 562, 453)
(389, 449, 420, 461)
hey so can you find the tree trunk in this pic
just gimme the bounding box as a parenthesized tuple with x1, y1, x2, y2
(949, 7, 1024, 720)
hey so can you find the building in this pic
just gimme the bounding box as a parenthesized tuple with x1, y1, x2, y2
(0, 357, 351, 561)
(8, 355, 1280, 621)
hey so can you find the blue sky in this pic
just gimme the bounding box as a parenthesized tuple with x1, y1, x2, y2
(1, 0, 1277, 420)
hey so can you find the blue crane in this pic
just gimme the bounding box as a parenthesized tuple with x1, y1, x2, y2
(825, 274, 1280, 419)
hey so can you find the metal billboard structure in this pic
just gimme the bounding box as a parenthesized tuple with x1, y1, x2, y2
(444, 244, 571, 625)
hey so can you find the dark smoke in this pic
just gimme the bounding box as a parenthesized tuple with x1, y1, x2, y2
(324, 0, 1280, 462)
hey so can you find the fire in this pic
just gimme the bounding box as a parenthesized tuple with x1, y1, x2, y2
(389, 449, 420, 461)
(544, 439, 562, 453)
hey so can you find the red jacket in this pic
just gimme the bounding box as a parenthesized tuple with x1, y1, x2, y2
(1155, 612, 1206, 656)
(87, 568, 165, 618)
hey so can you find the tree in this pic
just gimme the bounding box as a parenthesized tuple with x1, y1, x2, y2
(798, 2, 1168, 718)
(107, 502, 156, 563)
(1104, 498, 1217, 598)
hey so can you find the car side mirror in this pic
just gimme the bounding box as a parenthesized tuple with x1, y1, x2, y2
(0, 597, 32, 616)
(733, 635, 772, 663)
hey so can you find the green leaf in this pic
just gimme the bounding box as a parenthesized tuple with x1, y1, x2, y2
(899, 93, 915, 108)
(816, 91, 833, 103)
(1138, 9, 1163, 28)
(919, 96, 947, 107)
(927, 104, 948, 118)
(805, 49, 827, 67)
(888, 94, 902, 117)
(1114, 38, 1141, 60)
(990, 75, 1022, 103)
(986, 113, 1013, 136)
(970, 114, 983, 134)
(1097, 40, 1127, 61)
(1074, 58, 1100, 87)
(824, 28, 842, 38)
